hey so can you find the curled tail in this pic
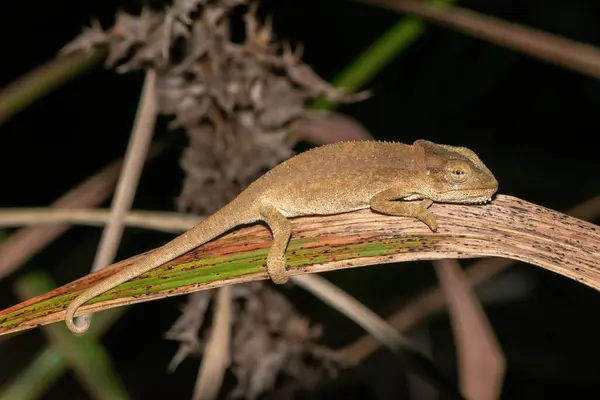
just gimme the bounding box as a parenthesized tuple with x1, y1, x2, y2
(65, 200, 256, 334)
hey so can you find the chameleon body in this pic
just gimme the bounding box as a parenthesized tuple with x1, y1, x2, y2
(65, 140, 498, 334)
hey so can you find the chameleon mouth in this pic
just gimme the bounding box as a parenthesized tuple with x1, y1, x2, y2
(437, 188, 498, 204)
(471, 196, 494, 205)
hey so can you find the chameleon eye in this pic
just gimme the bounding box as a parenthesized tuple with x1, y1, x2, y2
(445, 160, 471, 183)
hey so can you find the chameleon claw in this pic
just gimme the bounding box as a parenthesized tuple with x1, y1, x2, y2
(417, 212, 437, 232)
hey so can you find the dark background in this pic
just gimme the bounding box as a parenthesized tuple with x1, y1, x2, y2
(1, 0, 600, 398)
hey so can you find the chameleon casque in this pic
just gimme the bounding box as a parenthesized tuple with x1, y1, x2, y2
(65, 139, 498, 334)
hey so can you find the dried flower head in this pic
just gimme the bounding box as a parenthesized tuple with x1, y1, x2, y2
(63, 0, 367, 214)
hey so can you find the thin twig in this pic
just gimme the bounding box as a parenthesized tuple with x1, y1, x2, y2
(0, 208, 201, 233)
(193, 286, 232, 400)
(293, 274, 464, 398)
(90, 70, 158, 273)
(339, 194, 600, 365)
(76, 70, 158, 330)
(359, 0, 600, 79)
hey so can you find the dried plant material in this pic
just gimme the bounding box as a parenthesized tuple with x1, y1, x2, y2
(62, 0, 366, 216)
(193, 287, 232, 400)
(166, 291, 214, 372)
(339, 194, 600, 366)
(176, 124, 294, 214)
(229, 283, 338, 399)
(434, 259, 505, 400)
(167, 282, 339, 399)
(362, 0, 600, 80)
(291, 111, 373, 145)
(4, 195, 600, 336)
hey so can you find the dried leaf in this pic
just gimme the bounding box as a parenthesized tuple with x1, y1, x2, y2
(166, 291, 214, 372)
(434, 259, 505, 400)
(4, 195, 600, 337)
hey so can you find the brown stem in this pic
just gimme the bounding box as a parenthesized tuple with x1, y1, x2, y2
(360, 0, 600, 80)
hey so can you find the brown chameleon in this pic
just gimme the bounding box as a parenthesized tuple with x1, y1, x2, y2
(65, 139, 498, 334)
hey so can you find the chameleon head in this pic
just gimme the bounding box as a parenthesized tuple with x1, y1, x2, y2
(413, 139, 499, 204)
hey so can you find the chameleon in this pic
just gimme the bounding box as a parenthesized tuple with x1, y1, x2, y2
(65, 139, 498, 334)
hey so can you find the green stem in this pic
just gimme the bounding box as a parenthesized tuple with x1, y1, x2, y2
(0, 307, 125, 400)
(0, 50, 105, 125)
(311, 0, 457, 110)
(3, 270, 130, 400)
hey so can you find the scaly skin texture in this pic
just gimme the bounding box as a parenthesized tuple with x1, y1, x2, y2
(65, 139, 498, 334)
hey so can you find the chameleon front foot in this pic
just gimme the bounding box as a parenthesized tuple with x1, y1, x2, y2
(414, 199, 437, 232)
(371, 195, 438, 232)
